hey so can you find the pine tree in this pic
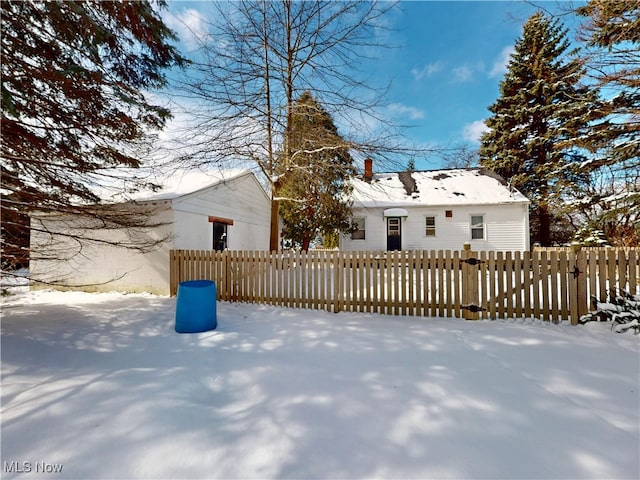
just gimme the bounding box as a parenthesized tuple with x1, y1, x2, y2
(575, 0, 640, 245)
(278, 92, 356, 251)
(478, 12, 600, 246)
(1, 1, 185, 269)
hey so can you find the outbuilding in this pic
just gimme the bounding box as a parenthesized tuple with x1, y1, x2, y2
(340, 160, 530, 252)
(30, 170, 271, 295)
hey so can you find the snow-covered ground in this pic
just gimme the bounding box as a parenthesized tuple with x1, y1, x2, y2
(2, 288, 639, 479)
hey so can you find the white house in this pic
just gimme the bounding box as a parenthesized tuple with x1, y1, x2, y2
(340, 160, 530, 252)
(30, 170, 271, 295)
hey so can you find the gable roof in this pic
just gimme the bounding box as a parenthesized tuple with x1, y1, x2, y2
(138, 169, 256, 201)
(350, 167, 529, 208)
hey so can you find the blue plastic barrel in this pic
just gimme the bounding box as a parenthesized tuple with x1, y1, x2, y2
(175, 280, 217, 333)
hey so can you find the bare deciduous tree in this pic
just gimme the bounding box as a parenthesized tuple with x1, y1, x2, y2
(170, 0, 425, 250)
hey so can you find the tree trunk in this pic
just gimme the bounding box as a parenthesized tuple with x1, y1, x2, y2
(270, 197, 280, 252)
(301, 236, 311, 252)
(539, 203, 551, 246)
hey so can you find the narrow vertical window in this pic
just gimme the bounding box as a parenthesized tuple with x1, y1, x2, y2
(212, 222, 228, 251)
(471, 215, 484, 240)
(425, 216, 436, 236)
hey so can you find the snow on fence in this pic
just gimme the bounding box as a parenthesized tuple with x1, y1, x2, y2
(169, 247, 639, 324)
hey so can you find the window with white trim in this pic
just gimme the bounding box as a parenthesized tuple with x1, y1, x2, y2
(425, 216, 436, 236)
(471, 215, 484, 240)
(351, 217, 366, 240)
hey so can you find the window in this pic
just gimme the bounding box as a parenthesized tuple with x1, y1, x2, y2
(209, 216, 234, 251)
(351, 217, 366, 240)
(425, 216, 436, 236)
(471, 215, 484, 240)
(212, 222, 228, 251)
(387, 218, 400, 236)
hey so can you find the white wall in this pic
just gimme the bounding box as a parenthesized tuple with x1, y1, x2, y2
(30, 208, 174, 295)
(172, 172, 271, 251)
(29, 172, 272, 295)
(341, 204, 529, 252)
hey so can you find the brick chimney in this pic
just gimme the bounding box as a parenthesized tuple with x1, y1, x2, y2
(364, 158, 373, 182)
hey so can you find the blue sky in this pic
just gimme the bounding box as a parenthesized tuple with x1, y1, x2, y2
(164, 1, 582, 170)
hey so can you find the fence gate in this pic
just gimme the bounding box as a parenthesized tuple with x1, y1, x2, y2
(457, 246, 593, 324)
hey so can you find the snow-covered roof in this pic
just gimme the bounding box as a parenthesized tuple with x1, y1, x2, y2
(350, 167, 528, 208)
(136, 169, 254, 201)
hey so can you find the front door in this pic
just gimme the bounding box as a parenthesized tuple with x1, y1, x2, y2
(386, 217, 401, 251)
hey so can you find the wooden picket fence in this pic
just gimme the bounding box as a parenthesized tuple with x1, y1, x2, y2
(169, 247, 639, 324)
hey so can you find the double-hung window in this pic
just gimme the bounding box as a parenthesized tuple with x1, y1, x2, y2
(471, 215, 484, 240)
(425, 216, 436, 236)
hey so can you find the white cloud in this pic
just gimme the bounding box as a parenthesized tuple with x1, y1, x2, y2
(462, 120, 489, 143)
(411, 62, 443, 81)
(489, 45, 515, 78)
(452, 65, 474, 83)
(163, 8, 208, 51)
(450, 61, 485, 83)
(388, 103, 425, 120)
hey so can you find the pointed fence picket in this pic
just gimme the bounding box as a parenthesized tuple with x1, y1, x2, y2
(170, 247, 639, 324)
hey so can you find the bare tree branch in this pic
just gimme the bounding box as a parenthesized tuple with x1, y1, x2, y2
(168, 0, 436, 250)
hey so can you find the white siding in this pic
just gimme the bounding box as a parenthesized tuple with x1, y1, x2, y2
(172, 172, 270, 251)
(344, 208, 386, 251)
(29, 171, 272, 295)
(341, 204, 529, 252)
(30, 208, 174, 295)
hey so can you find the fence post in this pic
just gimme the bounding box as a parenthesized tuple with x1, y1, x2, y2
(333, 251, 342, 313)
(169, 250, 175, 296)
(461, 245, 480, 320)
(577, 247, 588, 322)
(224, 250, 231, 302)
(171, 249, 183, 297)
(569, 243, 588, 325)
